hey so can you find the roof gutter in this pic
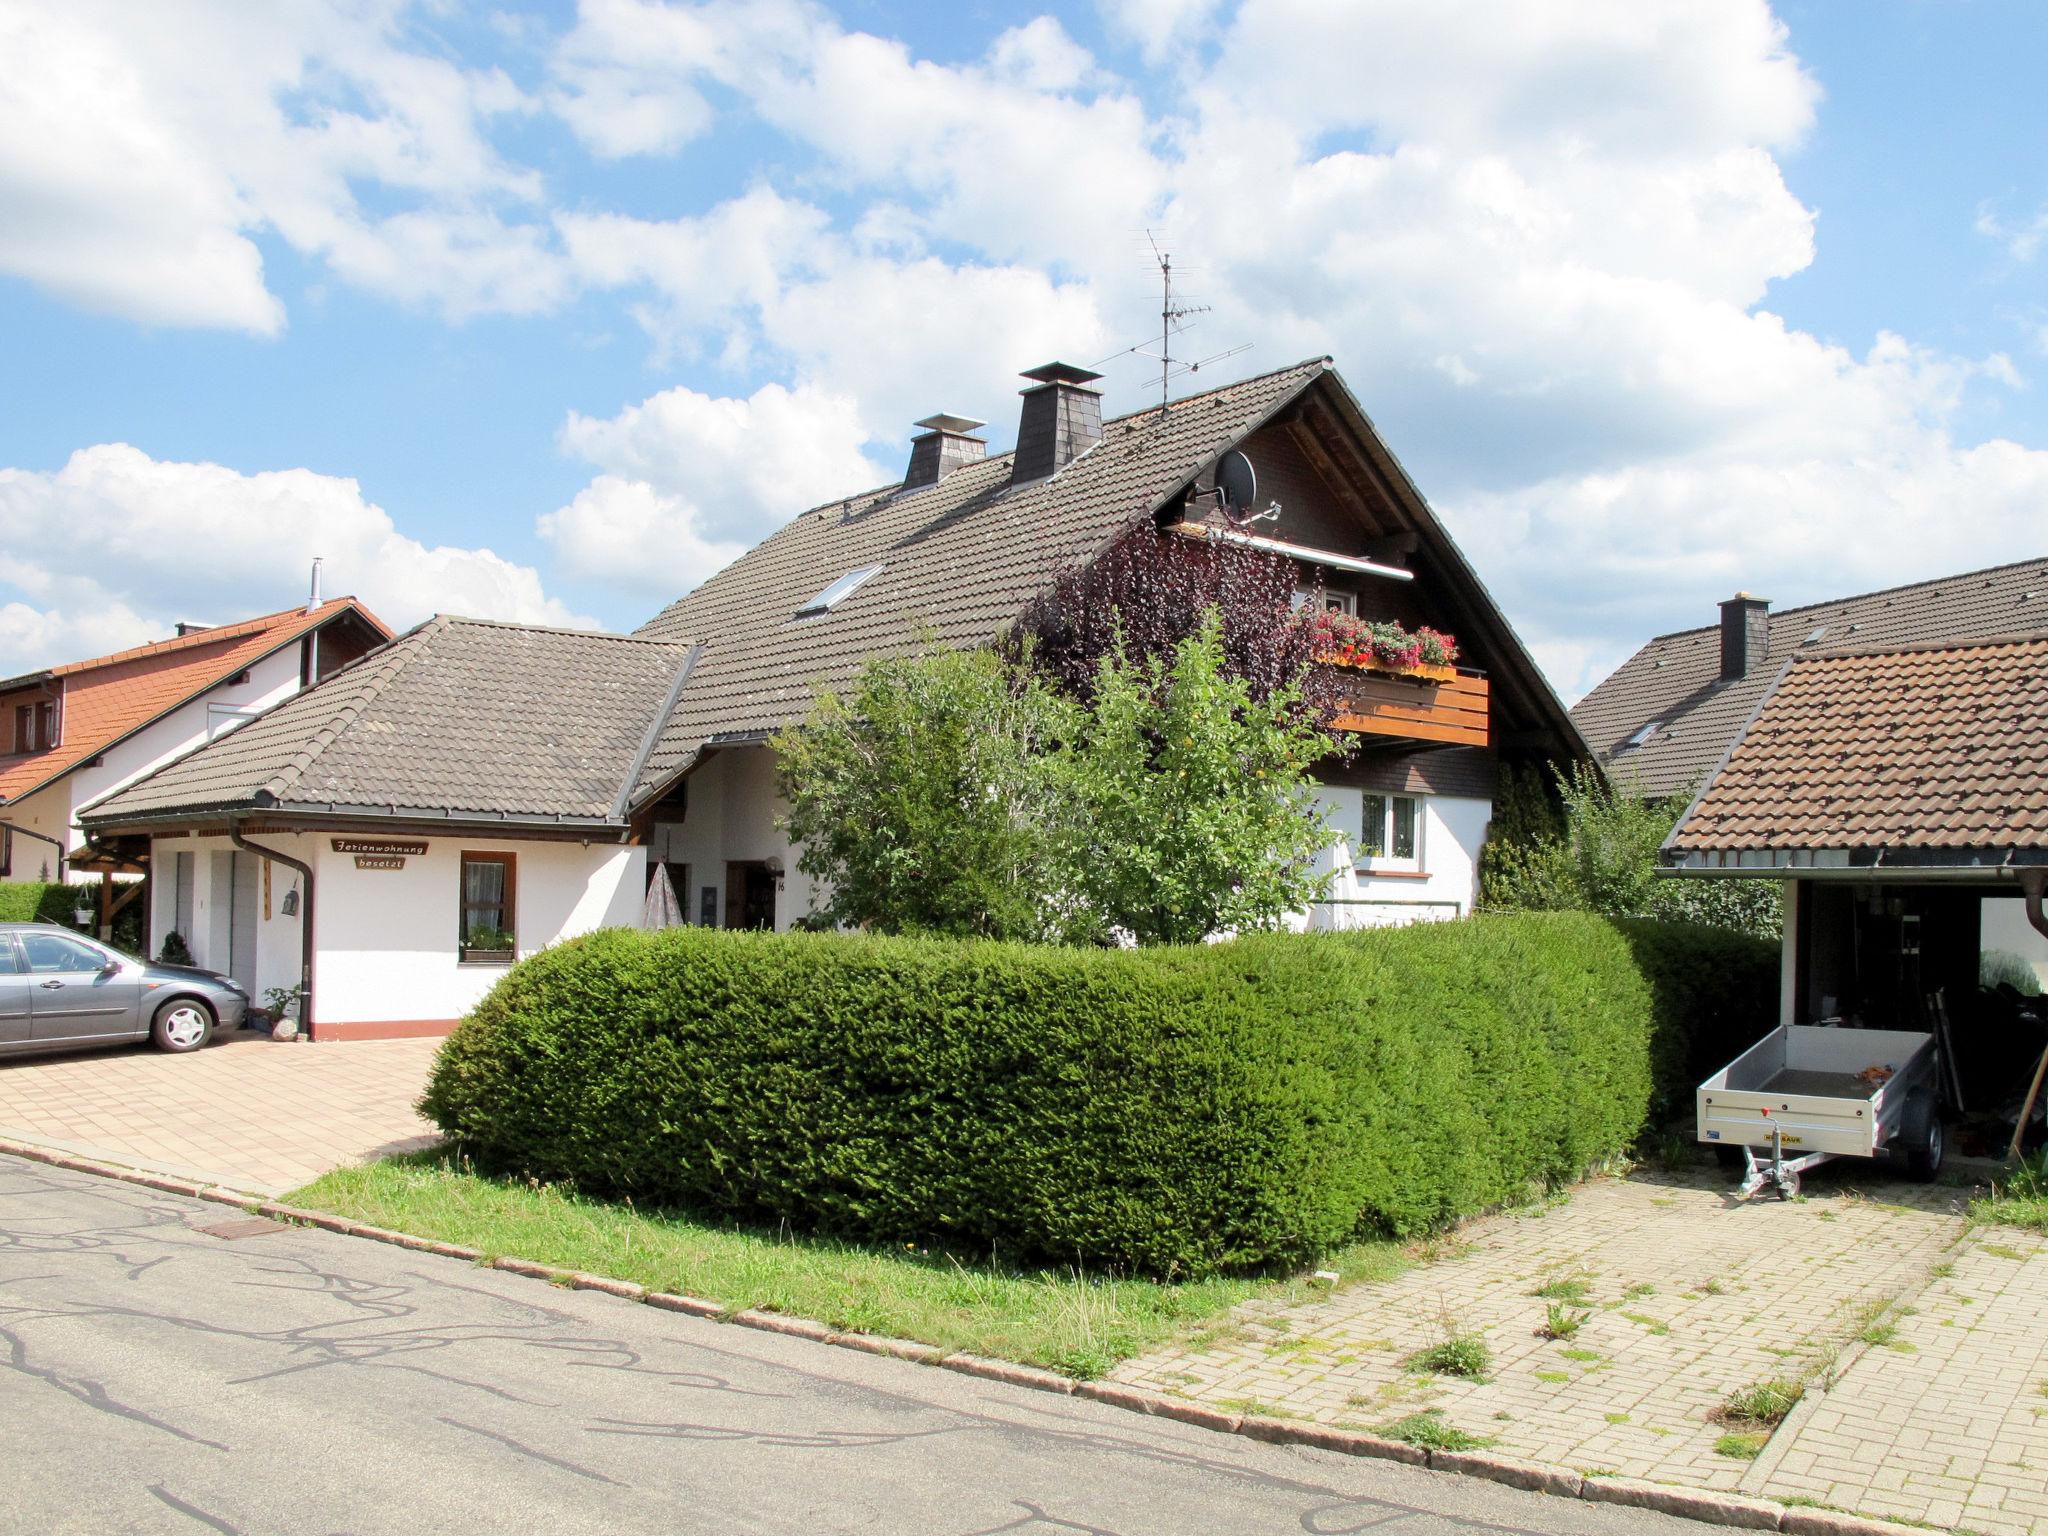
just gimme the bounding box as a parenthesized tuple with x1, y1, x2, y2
(1661, 858, 2046, 884)
(230, 820, 313, 1034)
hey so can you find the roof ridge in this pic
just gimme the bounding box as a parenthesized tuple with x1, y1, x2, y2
(1787, 624, 2048, 664)
(698, 357, 1332, 534)
(1633, 553, 2048, 646)
(257, 616, 450, 803)
(433, 613, 689, 647)
(45, 597, 360, 677)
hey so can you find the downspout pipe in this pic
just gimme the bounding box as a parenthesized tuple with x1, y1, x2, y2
(2022, 868, 2048, 944)
(230, 821, 314, 1037)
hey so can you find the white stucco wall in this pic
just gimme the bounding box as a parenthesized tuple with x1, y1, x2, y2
(310, 836, 643, 1025)
(1290, 787, 1491, 929)
(145, 830, 643, 1027)
(72, 648, 301, 838)
(648, 746, 814, 931)
(147, 832, 307, 1001)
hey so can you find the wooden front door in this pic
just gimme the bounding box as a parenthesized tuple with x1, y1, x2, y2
(724, 862, 777, 931)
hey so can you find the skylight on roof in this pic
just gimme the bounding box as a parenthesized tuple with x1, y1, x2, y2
(1802, 624, 1828, 646)
(797, 564, 882, 617)
(1625, 721, 1659, 749)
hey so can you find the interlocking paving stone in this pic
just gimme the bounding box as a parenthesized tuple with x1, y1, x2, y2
(1113, 1169, 1974, 1505)
(0, 1033, 439, 1193)
(1745, 1221, 2048, 1535)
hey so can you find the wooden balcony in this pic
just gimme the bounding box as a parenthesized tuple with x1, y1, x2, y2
(1324, 662, 1490, 748)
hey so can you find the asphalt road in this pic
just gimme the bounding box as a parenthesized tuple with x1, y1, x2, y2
(0, 1154, 1718, 1535)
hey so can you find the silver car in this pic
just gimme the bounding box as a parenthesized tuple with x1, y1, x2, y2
(0, 923, 249, 1059)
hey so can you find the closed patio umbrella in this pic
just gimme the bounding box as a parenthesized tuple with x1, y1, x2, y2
(641, 860, 683, 930)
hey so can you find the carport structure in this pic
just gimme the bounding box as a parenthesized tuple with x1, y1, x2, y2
(1663, 630, 2048, 1158)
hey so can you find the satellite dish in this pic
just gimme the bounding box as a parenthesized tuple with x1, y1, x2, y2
(1217, 450, 1257, 514)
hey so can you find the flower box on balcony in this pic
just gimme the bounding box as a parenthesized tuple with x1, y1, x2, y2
(1316, 652, 1460, 685)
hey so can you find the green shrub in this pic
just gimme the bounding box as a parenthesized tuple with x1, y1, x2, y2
(419, 911, 1739, 1276)
(1612, 918, 1778, 1117)
(0, 881, 92, 927)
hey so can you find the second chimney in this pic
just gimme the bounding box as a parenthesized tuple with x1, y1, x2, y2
(1718, 592, 1771, 680)
(903, 414, 987, 490)
(1011, 362, 1104, 485)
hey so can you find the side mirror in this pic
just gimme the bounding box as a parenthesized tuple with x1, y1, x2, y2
(101, 959, 122, 977)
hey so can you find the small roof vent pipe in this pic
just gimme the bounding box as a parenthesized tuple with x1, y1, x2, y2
(307, 557, 323, 614)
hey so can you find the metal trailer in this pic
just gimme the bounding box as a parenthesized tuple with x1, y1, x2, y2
(1697, 1024, 1945, 1199)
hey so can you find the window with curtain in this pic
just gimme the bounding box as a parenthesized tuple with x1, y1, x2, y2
(459, 852, 516, 958)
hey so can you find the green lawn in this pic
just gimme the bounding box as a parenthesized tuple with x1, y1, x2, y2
(290, 1153, 1408, 1379)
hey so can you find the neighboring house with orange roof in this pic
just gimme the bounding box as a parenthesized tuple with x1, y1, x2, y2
(0, 597, 389, 889)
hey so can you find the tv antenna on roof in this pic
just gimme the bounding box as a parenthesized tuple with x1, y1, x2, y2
(1147, 231, 1205, 406)
(1088, 234, 1250, 407)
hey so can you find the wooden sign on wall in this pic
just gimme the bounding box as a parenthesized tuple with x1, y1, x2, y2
(332, 838, 428, 856)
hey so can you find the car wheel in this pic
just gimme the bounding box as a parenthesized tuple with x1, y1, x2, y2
(151, 999, 213, 1054)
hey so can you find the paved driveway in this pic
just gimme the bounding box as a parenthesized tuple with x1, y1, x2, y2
(1114, 1169, 1979, 1509)
(0, 1033, 440, 1195)
(0, 1155, 1712, 1536)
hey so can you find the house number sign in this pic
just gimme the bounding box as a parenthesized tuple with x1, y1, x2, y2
(332, 838, 428, 855)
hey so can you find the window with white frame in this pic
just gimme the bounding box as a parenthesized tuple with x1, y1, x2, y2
(1290, 587, 1357, 616)
(1358, 792, 1423, 872)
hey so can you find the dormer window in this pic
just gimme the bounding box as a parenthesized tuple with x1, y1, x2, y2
(13, 700, 55, 753)
(797, 565, 883, 618)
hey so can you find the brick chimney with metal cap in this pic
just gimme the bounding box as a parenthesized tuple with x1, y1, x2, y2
(1011, 362, 1104, 485)
(1718, 592, 1771, 680)
(902, 414, 987, 489)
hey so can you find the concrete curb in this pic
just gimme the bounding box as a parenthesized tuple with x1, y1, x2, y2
(0, 1137, 1939, 1536)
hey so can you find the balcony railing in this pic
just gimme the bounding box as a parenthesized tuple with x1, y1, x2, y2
(1323, 661, 1489, 748)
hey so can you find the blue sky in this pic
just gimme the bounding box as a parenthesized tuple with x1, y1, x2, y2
(1, 0, 2043, 699)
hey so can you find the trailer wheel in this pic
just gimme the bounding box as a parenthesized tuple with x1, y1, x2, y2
(1897, 1093, 1945, 1183)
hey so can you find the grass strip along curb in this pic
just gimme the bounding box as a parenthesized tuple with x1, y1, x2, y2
(0, 1134, 1938, 1536)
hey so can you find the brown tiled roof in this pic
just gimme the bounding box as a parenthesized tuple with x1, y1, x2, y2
(1667, 631, 2048, 855)
(0, 599, 389, 806)
(1571, 557, 2048, 798)
(82, 617, 692, 827)
(626, 357, 1580, 803)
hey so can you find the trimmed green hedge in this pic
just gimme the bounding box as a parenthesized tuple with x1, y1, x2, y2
(0, 881, 91, 926)
(424, 912, 1775, 1275)
(1613, 918, 1779, 1117)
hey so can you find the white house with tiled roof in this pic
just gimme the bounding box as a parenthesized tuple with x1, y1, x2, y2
(85, 358, 1584, 1039)
(0, 598, 388, 900)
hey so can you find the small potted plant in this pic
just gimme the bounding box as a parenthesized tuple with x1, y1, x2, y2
(263, 984, 304, 1041)
(460, 925, 517, 965)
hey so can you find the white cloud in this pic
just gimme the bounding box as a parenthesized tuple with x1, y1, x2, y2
(541, 381, 884, 589)
(0, 445, 590, 675)
(0, 4, 281, 333)
(0, 0, 565, 330)
(1096, 0, 1225, 65)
